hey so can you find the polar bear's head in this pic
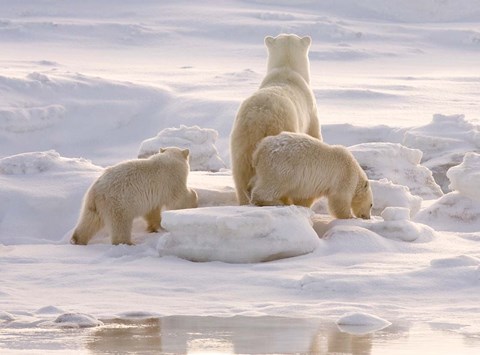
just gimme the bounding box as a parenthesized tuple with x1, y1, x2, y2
(159, 147, 189, 159)
(351, 178, 373, 219)
(265, 34, 312, 82)
(156, 147, 191, 171)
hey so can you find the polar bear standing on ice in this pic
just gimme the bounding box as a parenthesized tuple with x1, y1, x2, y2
(230, 34, 321, 205)
(71, 147, 198, 245)
(250, 132, 373, 219)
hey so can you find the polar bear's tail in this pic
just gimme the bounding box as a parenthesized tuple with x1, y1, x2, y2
(70, 189, 103, 245)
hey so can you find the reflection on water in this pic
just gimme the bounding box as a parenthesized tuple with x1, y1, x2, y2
(1, 315, 479, 354)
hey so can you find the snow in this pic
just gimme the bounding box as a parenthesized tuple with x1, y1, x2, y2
(447, 152, 480, 201)
(138, 125, 226, 171)
(158, 206, 320, 263)
(415, 153, 480, 232)
(370, 179, 422, 217)
(336, 312, 391, 327)
(1, 0, 480, 351)
(50, 313, 103, 329)
(0, 151, 101, 245)
(322, 206, 436, 244)
(336, 312, 392, 335)
(349, 142, 443, 199)
(403, 114, 480, 192)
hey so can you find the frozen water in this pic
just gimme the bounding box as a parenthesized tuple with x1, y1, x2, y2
(349, 142, 443, 199)
(158, 206, 320, 263)
(1, 1, 480, 351)
(138, 125, 226, 172)
(403, 114, 480, 192)
(447, 152, 480, 202)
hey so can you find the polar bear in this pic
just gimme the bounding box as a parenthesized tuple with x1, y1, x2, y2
(249, 132, 373, 219)
(71, 147, 198, 245)
(230, 34, 321, 205)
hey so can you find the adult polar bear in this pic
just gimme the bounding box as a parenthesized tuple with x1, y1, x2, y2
(230, 34, 321, 205)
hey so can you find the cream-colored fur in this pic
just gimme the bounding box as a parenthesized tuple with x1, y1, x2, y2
(71, 147, 198, 245)
(250, 132, 373, 219)
(230, 34, 321, 205)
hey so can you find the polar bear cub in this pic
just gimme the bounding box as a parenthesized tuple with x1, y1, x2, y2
(230, 34, 321, 205)
(71, 147, 198, 245)
(250, 132, 373, 219)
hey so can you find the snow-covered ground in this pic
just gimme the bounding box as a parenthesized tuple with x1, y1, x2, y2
(1, 0, 480, 353)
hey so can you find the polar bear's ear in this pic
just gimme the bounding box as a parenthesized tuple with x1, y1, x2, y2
(364, 180, 369, 189)
(181, 149, 190, 159)
(264, 36, 275, 48)
(160, 148, 166, 153)
(301, 36, 312, 48)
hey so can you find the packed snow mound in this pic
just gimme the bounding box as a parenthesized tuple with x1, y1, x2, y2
(0, 150, 99, 175)
(370, 179, 422, 217)
(403, 114, 480, 192)
(373, 207, 436, 242)
(349, 142, 443, 199)
(138, 125, 226, 172)
(415, 154, 480, 232)
(158, 206, 320, 263)
(415, 192, 480, 232)
(324, 207, 436, 243)
(447, 152, 480, 202)
(320, 226, 396, 254)
(312, 178, 422, 218)
(336, 311, 391, 327)
(51, 313, 103, 328)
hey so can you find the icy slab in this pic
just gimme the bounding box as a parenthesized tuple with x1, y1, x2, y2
(403, 114, 480, 192)
(138, 125, 226, 172)
(51, 313, 103, 328)
(158, 206, 320, 263)
(446, 152, 480, 202)
(349, 142, 443, 199)
(415, 192, 480, 232)
(324, 207, 436, 243)
(336, 312, 391, 335)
